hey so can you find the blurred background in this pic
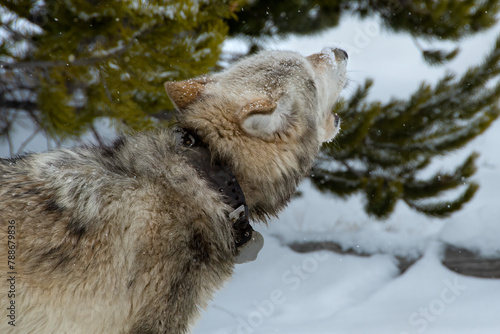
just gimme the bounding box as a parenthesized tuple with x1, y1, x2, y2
(1, 1, 500, 333)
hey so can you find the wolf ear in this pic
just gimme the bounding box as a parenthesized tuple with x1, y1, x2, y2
(164, 77, 209, 110)
(240, 99, 293, 140)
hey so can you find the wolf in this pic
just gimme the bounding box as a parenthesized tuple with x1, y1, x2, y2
(0, 47, 347, 333)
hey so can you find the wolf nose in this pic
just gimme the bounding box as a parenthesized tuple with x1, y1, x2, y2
(334, 48, 348, 61)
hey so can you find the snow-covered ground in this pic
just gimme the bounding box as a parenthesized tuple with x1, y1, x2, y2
(193, 15, 500, 334)
(194, 233, 500, 334)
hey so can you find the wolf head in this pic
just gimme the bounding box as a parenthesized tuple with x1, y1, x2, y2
(165, 48, 347, 220)
(165, 48, 346, 144)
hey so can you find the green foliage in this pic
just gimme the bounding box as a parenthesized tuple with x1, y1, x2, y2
(230, 0, 499, 39)
(311, 37, 500, 218)
(377, 0, 500, 40)
(422, 47, 460, 66)
(229, 0, 500, 64)
(228, 0, 342, 38)
(0, 0, 237, 144)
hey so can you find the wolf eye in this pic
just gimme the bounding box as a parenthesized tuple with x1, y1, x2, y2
(182, 133, 195, 147)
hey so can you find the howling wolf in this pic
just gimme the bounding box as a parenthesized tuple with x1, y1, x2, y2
(0, 47, 347, 333)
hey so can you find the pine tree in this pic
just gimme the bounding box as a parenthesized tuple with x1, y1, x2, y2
(311, 37, 500, 218)
(231, 0, 500, 39)
(229, 0, 500, 64)
(0, 0, 237, 152)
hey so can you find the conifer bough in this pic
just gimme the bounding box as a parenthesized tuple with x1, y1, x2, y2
(0, 0, 236, 148)
(312, 37, 500, 218)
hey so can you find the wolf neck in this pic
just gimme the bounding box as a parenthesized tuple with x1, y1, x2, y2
(177, 127, 256, 248)
(178, 128, 245, 211)
(235, 147, 315, 222)
(179, 127, 259, 249)
(197, 128, 319, 222)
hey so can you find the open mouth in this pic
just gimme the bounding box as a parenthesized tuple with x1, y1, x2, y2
(334, 113, 341, 127)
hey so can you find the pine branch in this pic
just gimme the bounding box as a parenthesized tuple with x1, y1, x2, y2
(403, 153, 478, 200)
(313, 32, 500, 219)
(0, 23, 154, 69)
(310, 171, 364, 198)
(422, 47, 460, 66)
(406, 183, 479, 217)
(16, 127, 40, 155)
(364, 178, 401, 218)
(0, 23, 33, 42)
(0, 99, 38, 111)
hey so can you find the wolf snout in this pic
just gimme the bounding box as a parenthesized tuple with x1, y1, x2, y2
(320, 47, 348, 62)
(334, 48, 348, 61)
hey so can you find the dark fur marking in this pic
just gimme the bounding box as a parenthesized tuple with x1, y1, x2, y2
(51, 257, 69, 272)
(127, 279, 135, 289)
(306, 78, 317, 93)
(34, 221, 84, 272)
(297, 154, 308, 167)
(100, 137, 125, 159)
(106, 162, 130, 176)
(44, 246, 62, 257)
(67, 218, 87, 238)
(97, 137, 130, 176)
(190, 231, 211, 264)
(44, 199, 64, 214)
(67, 185, 78, 201)
(42, 246, 72, 272)
(128, 323, 158, 334)
(0, 155, 26, 164)
(25, 187, 42, 195)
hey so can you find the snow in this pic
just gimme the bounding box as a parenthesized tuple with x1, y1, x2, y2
(193, 15, 500, 334)
(195, 231, 500, 334)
